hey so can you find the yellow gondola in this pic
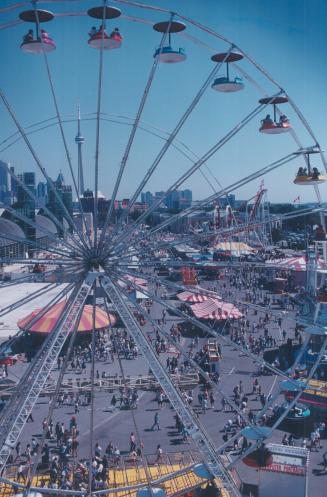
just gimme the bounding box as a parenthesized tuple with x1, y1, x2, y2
(294, 174, 325, 185)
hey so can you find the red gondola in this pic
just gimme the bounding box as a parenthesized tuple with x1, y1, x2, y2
(19, 10, 56, 54)
(258, 96, 290, 134)
(88, 27, 123, 50)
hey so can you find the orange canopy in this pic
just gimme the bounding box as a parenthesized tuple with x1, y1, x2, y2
(18, 300, 116, 334)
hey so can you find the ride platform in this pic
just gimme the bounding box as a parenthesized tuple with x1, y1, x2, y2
(0, 451, 231, 497)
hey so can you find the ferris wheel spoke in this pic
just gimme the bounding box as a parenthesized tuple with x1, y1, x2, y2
(0, 89, 89, 253)
(0, 201, 80, 258)
(0, 275, 95, 469)
(33, 7, 92, 250)
(114, 277, 258, 429)
(98, 15, 174, 250)
(0, 231, 77, 260)
(0, 161, 85, 257)
(100, 282, 155, 492)
(107, 96, 284, 254)
(16, 281, 78, 336)
(0, 282, 58, 318)
(110, 45, 236, 240)
(101, 274, 242, 497)
(88, 282, 97, 495)
(111, 203, 326, 264)
(108, 152, 297, 258)
(92, 1, 114, 251)
(112, 269, 300, 387)
(24, 289, 90, 492)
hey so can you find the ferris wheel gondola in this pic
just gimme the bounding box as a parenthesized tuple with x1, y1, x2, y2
(1, 3, 327, 497)
(19, 9, 56, 54)
(293, 148, 326, 185)
(259, 95, 290, 134)
(87, 5, 122, 50)
(153, 21, 187, 63)
(211, 51, 245, 92)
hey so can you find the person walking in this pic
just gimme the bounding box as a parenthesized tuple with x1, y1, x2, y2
(151, 412, 160, 431)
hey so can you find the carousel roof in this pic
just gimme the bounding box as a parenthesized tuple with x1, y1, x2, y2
(190, 298, 242, 320)
(18, 300, 116, 334)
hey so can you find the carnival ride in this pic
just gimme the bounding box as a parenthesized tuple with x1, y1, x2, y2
(0, 2, 326, 497)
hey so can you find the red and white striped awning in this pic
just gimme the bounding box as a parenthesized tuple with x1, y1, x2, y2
(266, 256, 325, 272)
(191, 298, 242, 320)
(123, 274, 148, 287)
(177, 287, 221, 303)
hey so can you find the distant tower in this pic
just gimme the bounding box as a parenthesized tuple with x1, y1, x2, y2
(75, 105, 85, 197)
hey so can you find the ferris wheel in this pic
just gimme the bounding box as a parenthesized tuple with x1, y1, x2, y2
(0, 2, 327, 497)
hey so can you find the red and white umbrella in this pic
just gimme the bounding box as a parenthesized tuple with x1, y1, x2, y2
(122, 274, 148, 287)
(191, 298, 242, 320)
(177, 287, 221, 303)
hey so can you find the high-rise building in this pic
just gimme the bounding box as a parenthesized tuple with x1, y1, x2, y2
(46, 172, 73, 230)
(180, 189, 192, 208)
(37, 181, 47, 207)
(13, 171, 36, 242)
(141, 191, 153, 207)
(0, 160, 11, 205)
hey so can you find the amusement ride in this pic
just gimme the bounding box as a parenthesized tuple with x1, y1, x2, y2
(0, 2, 327, 497)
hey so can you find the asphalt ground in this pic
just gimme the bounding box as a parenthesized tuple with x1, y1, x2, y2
(2, 267, 327, 496)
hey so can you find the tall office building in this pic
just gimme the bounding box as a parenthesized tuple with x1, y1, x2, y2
(46, 172, 73, 231)
(37, 181, 47, 207)
(0, 160, 11, 205)
(14, 171, 36, 241)
(141, 191, 154, 207)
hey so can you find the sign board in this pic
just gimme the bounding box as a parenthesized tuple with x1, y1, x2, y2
(259, 444, 309, 497)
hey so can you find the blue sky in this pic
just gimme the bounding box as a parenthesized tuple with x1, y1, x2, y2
(0, 0, 327, 204)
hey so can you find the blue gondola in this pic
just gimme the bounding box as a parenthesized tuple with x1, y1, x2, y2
(211, 51, 245, 93)
(153, 46, 186, 63)
(153, 21, 187, 64)
(211, 76, 244, 93)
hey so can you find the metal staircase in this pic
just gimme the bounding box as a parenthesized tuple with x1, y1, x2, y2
(102, 275, 242, 497)
(0, 272, 96, 469)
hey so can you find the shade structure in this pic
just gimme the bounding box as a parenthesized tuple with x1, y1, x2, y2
(18, 301, 116, 334)
(266, 256, 325, 272)
(123, 274, 148, 287)
(177, 287, 221, 303)
(214, 241, 255, 256)
(190, 298, 242, 320)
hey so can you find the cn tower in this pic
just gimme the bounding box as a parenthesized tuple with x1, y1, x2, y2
(75, 105, 85, 197)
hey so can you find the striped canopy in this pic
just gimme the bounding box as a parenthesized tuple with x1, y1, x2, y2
(190, 298, 242, 320)
(266, 256, 325, 272)
(18, 301, 116, 334)
(123, 274, 148, 287)
(177, 287, 221, 303)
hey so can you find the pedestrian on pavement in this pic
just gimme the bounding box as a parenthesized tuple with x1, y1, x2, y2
(151, 412, 160, 431)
